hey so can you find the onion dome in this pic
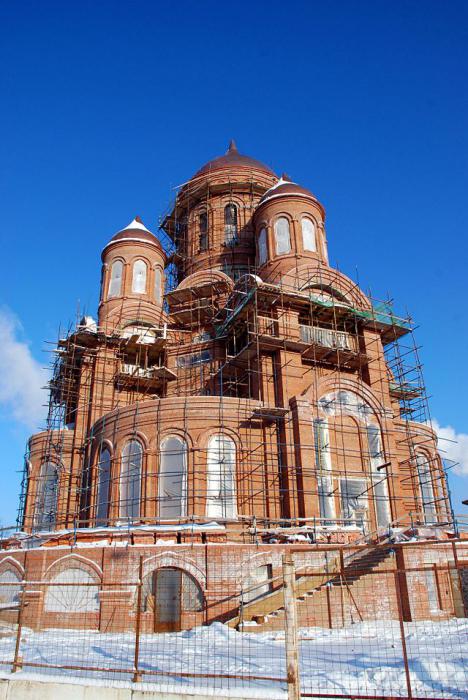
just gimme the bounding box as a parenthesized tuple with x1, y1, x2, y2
(193, 140, 276, 178)
(103, 216, 163, 251)
(258, 174, 318, 207)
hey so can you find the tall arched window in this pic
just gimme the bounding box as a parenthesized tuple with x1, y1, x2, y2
(367, 424, 391, 528)
(313, 419, 335, 523)
(159, 436, 187, 518)
(132, 260, 147, 294)
(34, 461, 59, 531)
(120, 440, 142, 520)
(206, 434, 236, 518)
(258, 227, 267, 266)
(108, 260, 123, 298)
(224, 204, 238, 245)
(199, 211, 208, 251)
(154, 267, 162, 304)
(274, 217, 291, 254)
(0, 570, 21, 605)
(301, 218, 316, 252)
(96, 448, 111, 525)
(416, 454, 437, 523)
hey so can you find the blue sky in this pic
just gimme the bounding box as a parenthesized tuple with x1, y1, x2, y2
(0, 0, 467, 525)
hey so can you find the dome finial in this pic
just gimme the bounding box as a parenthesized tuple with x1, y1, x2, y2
(281, 172, 292, 182)
(227, 139, 238, 153)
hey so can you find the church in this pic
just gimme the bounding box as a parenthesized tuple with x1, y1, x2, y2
(0, 142, 463, 634)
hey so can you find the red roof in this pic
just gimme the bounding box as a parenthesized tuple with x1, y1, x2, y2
(193, 140, 276, 178)
(258, 174, 317, 206)
(104, 217, 164, 251)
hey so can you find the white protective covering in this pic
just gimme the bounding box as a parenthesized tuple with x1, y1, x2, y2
(159, 437, 187, 518)
(132, 259, 147, 294)
(274, 217, 291, 255)
(45, 566, 99, 613)
(206, 435, 236, 518)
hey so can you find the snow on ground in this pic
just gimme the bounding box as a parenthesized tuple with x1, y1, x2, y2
(0, 618, 466, 698)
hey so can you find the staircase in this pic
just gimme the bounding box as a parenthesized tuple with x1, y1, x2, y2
(231, 545, 394, 632)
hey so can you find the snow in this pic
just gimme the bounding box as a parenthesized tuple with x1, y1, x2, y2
(33, 522, 225, 537)
(0, 619, 465, 698)
(117, 218, 152, 234)
(5, 522, 227, 550)
(265, 176, 293, 193)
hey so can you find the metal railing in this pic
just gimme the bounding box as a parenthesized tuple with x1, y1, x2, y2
(120, 363, 157, 379)
(299, 324, 356, 351)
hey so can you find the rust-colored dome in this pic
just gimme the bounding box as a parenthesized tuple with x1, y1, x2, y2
(193, 140, 276, 178)
(258, 174, 318, 207)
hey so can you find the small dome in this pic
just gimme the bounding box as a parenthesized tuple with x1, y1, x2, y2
(193, 140, 276, 178)
(258, 174, 318, 207)
(107, 216, 162, 248)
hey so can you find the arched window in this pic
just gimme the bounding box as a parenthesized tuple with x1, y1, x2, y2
(367, 425, 391, 528)
(0, 569, 21, 605)
(258, 227, 267, 266)
(224, 204, 238, 245)
(199, 211, 208, 251)
(154, 267, 162, 304)
(108, 260, 123, 298)
(95, 448, 111, 525)
(132, 260, 147, 294)
(206, 434, 236, 518)
(45, 566, 99, 612)
(313, 419, 335, 523)
(120, 440, 142, 520)
(416, 454, 437, 523)
(159, 436, 187, 518)
(274, 217, 291, 254)
(301, 218, 316, 252)
(34, 461, 59, 531)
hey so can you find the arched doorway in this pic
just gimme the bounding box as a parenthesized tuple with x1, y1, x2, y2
(142, 567, 203, 632)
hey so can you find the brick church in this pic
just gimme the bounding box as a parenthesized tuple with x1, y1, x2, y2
(0, 142, 464, 633)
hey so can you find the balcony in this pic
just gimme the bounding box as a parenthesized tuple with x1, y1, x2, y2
(222, 318, 365, 371)
(256, 315, 280, 337)
(169, 297, 217, 325)
(121, 324, 167, 349)
(299, 324, 363, 367)
(116, 362, 177, 389)
(299, 324, 355, 349)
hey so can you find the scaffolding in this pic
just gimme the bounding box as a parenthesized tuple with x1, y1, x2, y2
(17, 166, 454, 543)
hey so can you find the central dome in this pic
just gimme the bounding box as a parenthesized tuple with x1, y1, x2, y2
(193, 140, 276, 178)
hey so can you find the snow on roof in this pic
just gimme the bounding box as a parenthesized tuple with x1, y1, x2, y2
(266, 175, 295, 193)
(116, 216, 152, 235)
(257, 173, 318, 208)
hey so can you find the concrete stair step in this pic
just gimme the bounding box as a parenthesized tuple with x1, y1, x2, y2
(236, 548, 394, 632)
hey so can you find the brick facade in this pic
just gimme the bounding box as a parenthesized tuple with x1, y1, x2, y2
(2, 143, 461, 633)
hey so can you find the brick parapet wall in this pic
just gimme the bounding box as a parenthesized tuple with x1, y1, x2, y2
(0, 540, 464, 633)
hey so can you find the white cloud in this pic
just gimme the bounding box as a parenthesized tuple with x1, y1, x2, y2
(431, 419, 468, 477)
(0, 308, 47, 430)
